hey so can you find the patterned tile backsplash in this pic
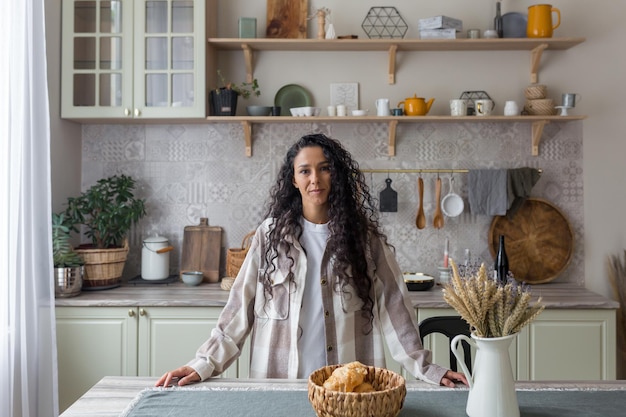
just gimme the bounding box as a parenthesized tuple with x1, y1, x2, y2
(82, 120, 584, 285)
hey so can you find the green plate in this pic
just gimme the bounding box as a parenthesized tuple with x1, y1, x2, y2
(274, 84, 312, 116)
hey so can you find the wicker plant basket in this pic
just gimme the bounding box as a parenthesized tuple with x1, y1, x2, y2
(308, 364, 406, 417)
(524, 84, 547, 100)
(74, 240, 129, 289)
(525, 98, 555, 115)
(226, 231, 254, 278)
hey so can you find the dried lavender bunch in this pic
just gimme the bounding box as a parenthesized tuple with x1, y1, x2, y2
(443, 259, 545, 338)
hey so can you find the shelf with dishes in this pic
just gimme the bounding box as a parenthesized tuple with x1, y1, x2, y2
(206, 115, 586, 157)
(207, 37, 586, 84)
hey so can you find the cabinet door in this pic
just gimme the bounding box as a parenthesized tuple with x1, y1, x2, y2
(133, 0, 206, 118)
(61, 0, 134, 118)
(137, 306, 239, 378)
(516, 309, 616, 380)
(56, 306, 138, 413)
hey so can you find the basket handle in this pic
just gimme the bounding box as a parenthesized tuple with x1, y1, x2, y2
(241, 231, 255, 249)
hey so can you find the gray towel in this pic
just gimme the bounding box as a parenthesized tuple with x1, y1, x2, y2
(507, 168, 541, 218)
(468, 169, 508, 215)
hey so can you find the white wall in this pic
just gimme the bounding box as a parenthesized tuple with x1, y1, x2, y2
(47, 0, 626, 299)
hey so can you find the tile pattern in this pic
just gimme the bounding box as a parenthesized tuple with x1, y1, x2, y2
(82, 120, 584, 284)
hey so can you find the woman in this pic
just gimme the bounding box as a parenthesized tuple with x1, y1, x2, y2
(156, 133, 467, 388)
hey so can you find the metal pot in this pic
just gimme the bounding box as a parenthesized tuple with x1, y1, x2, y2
(141, 235, 173, 280)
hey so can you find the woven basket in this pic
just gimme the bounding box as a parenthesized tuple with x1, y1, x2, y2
(308, 364, 406, 417)
(74, 240, 129, 289)
(226, 231, 254, 278)
(524, 84, 547, 100)
(525, 98, 555, 115)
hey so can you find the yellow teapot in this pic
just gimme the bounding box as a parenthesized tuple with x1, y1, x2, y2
(397, 95, 435, 116)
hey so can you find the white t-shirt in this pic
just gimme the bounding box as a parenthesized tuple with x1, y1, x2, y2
(297, 218, 329, 378)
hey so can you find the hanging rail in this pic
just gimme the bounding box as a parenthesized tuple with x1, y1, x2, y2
(361, 168, 542, 174)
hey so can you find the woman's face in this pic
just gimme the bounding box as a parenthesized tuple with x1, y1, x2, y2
(292, 146, 332, 220)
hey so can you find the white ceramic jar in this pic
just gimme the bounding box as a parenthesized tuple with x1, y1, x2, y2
(141, 235, 172, 280)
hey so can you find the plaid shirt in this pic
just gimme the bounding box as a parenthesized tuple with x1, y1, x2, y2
(188, 218, 447, 385)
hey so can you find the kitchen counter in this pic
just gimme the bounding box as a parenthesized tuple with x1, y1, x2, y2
(55, 281, 619, 309)
(60, 376, 626, 417)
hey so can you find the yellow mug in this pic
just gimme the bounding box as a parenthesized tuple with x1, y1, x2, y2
(527, 4, 561, 38)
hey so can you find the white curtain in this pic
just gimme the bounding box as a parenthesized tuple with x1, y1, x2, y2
(0, 0, 59, 416)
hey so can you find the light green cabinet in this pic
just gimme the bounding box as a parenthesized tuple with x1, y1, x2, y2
(415, 308, 616, 381)
(56, 305, 238, 412)
(61, 0, 214, 120)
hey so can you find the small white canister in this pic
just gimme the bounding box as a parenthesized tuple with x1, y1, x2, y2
(141, 235, 173, 280)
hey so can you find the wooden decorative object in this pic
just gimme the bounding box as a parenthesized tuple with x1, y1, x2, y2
(266, 0, 308, 39)
(488, 198, 574, 284)
(180, 218, 222, 283)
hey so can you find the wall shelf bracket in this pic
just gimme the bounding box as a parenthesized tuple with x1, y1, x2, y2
(388, 44, 398, 84)
(242, 121, 252, 157)
(531, 119, 549, 156)
(242, 44, 254, 83)
(530, 43, 549, 83)
(388, 120, 398, 156)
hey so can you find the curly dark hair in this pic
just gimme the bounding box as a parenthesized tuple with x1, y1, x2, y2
(262, 133, 387, 329)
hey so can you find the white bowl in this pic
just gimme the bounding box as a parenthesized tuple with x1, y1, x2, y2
(351, 109, 368, 116)
(290, 106, 321, 117)
(181, 271, 203, 286)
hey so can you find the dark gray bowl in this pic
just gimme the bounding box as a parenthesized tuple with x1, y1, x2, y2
(403, 273, 435, 291)
(246, 105, 272, 116)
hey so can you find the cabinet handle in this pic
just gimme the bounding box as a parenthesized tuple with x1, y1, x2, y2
(139, 308, 146, 316)
(124, 108, 131, 117)
(134, 108, 141, 117)
(128, 309, 136, 317)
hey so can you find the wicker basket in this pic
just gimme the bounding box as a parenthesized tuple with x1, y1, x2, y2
(524, 84, 547, 100)
(308, 364, 406, 417)
(226, 231, 254, 278)
(525, 98, 555, 115)
(74, 240, 129, 289)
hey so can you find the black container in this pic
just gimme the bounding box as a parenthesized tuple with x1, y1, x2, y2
(209, 88, 238, 116)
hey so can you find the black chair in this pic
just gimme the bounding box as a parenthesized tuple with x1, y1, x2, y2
(418, 316, 472, 373)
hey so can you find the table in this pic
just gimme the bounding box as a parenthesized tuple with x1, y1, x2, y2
(60, 377, 626, 417)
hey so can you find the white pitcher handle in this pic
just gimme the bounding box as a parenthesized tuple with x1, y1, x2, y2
(451, 334, 474, 388)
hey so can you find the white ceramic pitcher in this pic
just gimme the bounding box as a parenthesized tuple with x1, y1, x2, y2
(451, 333, 520, 417)
(375, 98, 390, 116)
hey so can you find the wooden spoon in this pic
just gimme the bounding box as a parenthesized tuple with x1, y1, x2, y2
(433, 177, 444, 229)
(416, 177, 426, 229)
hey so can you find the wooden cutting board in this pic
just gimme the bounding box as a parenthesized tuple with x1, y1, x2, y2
(488, 198, 574, 284)
(180, 218, 222, 283)
(266, 0, 308, 38)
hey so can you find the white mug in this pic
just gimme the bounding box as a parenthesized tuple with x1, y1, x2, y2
(475, 99, 494, 116)
(450, 99, 467, 116)
(336, 104, 347, 117)
(327, 105, 336, 116)
(503, 100, 519, 116)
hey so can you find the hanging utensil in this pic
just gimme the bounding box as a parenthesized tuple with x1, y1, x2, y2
(441, 175, 465, 218)
(433, 176, 445, 229)
(379, 176, 398, 212)
(416, 177, 426, 229)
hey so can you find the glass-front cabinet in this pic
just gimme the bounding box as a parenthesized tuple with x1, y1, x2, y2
(61, 0, 210, 119)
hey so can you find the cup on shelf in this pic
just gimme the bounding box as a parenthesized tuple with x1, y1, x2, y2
(475, 99, 495, 116)
(450, 99, 467, 116)
(504, 101, 520, 116)
(327, 105, 336, 116)
(336, 104, 347, 117)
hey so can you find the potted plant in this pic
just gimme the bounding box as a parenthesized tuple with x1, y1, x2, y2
(209, 70, 261, 116)
(52, 212, 85, 298)
(63, 174, 146, 289)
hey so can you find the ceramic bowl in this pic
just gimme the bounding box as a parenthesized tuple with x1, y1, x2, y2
(290, 106, 321, 117)
(351, 109, 368, 116)
(403, 273, 435, 291)
(181, 271, 203, 286)
(246, 106, 272, 116)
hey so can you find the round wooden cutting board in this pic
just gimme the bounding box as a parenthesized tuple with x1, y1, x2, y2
(488, 198, 574, 284)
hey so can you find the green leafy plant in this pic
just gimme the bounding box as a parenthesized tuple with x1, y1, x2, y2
(52, 212, 85, 267)
(215, 69, 260, 99)
(63, 175, 146, 249)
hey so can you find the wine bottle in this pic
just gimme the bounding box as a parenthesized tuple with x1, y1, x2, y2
(494, 235, 509, 284)
(494, 1, 503, 38)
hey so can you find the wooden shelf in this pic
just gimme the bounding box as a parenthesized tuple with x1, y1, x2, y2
(205, 115, 587, 157)
(208, 37, 586, 84)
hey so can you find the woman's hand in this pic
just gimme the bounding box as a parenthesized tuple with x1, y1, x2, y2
(439, 370, 468, 387)
(154, 366, 200, 387)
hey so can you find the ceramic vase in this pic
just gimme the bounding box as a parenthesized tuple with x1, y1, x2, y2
(452, 333, 520, 417)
